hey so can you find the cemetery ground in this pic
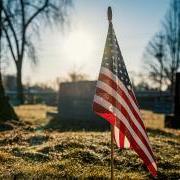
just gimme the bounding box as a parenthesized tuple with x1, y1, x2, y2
(0, 105, 179, 179)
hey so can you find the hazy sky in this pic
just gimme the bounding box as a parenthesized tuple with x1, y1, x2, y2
(6, 0, 170, 84)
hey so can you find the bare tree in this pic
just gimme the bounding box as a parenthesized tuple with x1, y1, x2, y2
(143, 0, 180, 95)
(0, 0, 18, 121)
(68, 71, 89, 82)
(143, 33, 166, 92)
(163, 0, 180, 94)
(1, 0, 72, 104)
(68, 66, 89, 82)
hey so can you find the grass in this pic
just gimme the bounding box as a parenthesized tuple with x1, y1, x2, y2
(15, 104, 56, 125)
(0, 105, 179, 179)
(141, 110, 164, 129)
(15, 105, 165, 129)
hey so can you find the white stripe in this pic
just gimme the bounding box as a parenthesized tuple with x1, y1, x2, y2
(114, 126, 130, 148)
(100, 67, 141, 118)
(96, 80, 151, 149)
(94, 95, 156, 170)
(114, 126, 120, 147)
(124, 136, 130, 148)
(152, 162, 157, 171)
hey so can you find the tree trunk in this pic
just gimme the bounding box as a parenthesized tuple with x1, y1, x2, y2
(0, 73, 19, 121)
(16, 63, 24, 104)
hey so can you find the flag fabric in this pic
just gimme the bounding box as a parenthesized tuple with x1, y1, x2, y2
(93, 21, 157, 176)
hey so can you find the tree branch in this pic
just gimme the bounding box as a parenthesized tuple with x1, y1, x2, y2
(20, 0, 25, 60)
(2, 5, 20, 57)
(2, 27, 17, 63)
(25, 0, 49, 30)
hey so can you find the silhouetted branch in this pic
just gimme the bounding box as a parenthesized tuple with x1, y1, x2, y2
(25, 0, 49, 30)
(2, 5, 20, 57)
(2, 26, 17, 62)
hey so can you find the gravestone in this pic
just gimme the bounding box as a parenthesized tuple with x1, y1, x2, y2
(58, 80, 175, 130)
(165, 73, 180, 128)
(58, 81, 109, 131)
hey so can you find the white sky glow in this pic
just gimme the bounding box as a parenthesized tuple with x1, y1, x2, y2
(63, 29, 95, 65)
(4, 0, 170, 85)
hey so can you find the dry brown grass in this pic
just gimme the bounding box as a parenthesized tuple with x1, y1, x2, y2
(15, 104, 165, 129)
(0, 105, 178, 179)
(0, 129, 179, 179)
(15, 104, 56, 125)
(141, 110, 165, 129)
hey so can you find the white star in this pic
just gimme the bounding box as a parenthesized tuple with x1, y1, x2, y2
(127, 85, 131, 90)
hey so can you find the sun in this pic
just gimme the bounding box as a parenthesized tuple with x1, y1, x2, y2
(63, 29, 94, 64)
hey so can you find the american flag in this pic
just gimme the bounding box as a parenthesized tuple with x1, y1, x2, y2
(93, 18, 157, 177)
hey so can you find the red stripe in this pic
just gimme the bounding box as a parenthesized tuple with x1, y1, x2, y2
(93, 101, 116, 125)
(95, 88, 154, 158)
(98, 73, 146, 130)
(93, 102, 157, 176)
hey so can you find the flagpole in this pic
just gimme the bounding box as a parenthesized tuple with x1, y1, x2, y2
(111, 125, 114, 180)
(107, 6, 114, 180)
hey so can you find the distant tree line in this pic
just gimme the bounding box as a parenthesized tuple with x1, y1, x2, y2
(144, 0, 180, 96)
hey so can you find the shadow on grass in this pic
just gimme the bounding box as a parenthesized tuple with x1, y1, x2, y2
(44, 115, 110, 132)
(11, 147, 50, 162)
(27, 135, 49, 146)
(147, 128, 179, 138)
(5, 174, 83, 180)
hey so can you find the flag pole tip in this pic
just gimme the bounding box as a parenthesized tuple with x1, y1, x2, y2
(107, 6, 112, 22)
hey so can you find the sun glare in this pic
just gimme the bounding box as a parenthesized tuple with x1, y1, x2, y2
(63, 29, 94, 64)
